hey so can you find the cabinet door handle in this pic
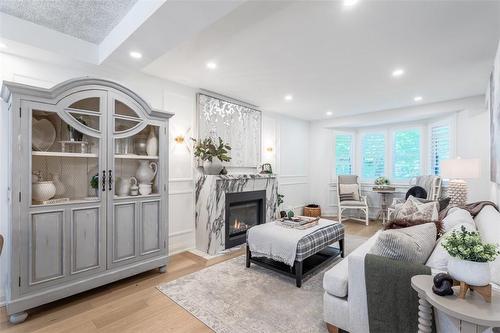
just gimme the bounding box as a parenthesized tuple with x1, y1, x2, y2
(108, 170, 113, 191)
(102, 170, 106, 192)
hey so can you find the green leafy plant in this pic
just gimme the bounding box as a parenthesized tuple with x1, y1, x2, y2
(90, 173, 99, 189)
(442, 226, 499, 262)
(277, 193, 284, 207)
(375, 176, 390, 186)
(192, 137, 231, 162)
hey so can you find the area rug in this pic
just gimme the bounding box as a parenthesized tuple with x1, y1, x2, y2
(157, 234, 368, 333)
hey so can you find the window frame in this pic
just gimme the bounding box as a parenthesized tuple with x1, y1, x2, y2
(358, 130, 387, 182)
(427, 117, 456, 175)
(390, 126, 424, 182)
(333, 131, 355, 177)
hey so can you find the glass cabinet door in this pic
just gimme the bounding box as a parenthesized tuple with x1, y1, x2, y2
(24, 92, 107, 292)
(108, 95, 163, 267)
(31, 95, 105, 204)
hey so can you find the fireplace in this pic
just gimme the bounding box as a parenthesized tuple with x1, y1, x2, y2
(225, 190, 266, 249)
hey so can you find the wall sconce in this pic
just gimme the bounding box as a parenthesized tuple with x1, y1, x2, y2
(174, 135, 185, 144)
(266, 146, 273, 153)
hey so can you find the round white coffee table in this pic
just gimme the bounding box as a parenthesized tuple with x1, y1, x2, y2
(411, 275, 500, 333)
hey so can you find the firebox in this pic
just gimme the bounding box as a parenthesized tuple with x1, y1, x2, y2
(225, 190, 266, 249)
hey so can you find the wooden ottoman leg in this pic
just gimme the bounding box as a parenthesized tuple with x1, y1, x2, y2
(339, 238, 345, 258)
(246, 245, 251, 268)
(295, 260, 303, 288)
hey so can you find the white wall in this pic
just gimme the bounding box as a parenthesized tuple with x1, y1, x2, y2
(309, 96, 491, 217)
(0, 52, 312, 303)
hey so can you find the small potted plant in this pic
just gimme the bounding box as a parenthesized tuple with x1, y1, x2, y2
(374, 176, 390, 188)
(192, 137, 231, 175)
(442, 226, 499, 286)
(90, 173, 99, 196)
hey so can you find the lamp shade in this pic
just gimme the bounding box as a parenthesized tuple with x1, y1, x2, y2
(440, 158, 480, 179)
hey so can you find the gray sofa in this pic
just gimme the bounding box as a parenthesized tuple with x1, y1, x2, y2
(323, 205, 500, 333)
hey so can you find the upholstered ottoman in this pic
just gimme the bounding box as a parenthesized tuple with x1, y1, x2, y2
(246, 220, 344, 287)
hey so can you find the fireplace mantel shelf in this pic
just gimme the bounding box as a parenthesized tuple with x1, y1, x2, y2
(211, 174, 277, 180)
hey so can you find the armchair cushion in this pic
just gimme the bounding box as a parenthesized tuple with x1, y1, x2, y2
(340, 200, 366, 207)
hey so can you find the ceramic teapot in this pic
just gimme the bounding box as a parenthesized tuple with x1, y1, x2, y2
(135, 161, 158, 184)
(116, 176, 138, 196)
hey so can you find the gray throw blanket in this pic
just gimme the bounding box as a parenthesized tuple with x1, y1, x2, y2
(365, 254, 433, 333)
(438, 200, 499, 221)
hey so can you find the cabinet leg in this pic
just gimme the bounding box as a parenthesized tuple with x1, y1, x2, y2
(159, 265, 167, 273)
(9, 311, 28, 324)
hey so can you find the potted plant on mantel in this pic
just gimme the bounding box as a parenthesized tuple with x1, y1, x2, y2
(443, 225, 499, 286)
(192, 137, 232, 175)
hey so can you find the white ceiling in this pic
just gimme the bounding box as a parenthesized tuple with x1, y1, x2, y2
(1, 1, 499, 120)
(0, 0, 138, 44)
(141, 1, 500, 120)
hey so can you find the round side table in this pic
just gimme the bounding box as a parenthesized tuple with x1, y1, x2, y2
(411, 275, 500, 333)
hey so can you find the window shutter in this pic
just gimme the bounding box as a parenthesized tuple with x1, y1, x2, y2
(361, 133, 385, 179)
(335, 134, 353, 175)
(430, 125, 450, 175)
(393, 129, 421, 179)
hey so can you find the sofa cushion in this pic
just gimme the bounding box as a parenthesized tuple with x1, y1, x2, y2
(369, 223, 437, 264)
(323, 233, 379, 297)
(474, 205, 500, 286)
(426, 223, 477, 271)
(442, 208, 475, 233)
(395, 196, 438, 221)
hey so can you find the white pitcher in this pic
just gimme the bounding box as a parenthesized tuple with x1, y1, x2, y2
(136, 161, 158, 184)
(116, 176, 138, 197)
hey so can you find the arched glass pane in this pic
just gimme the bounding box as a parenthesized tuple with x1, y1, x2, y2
(115, 100, 139, 118)
(69, 97, 100, 113)
(115, 118, 141, 132)
(68, 112, 99, 131)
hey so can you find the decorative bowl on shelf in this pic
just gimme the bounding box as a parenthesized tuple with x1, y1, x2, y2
(32, 181, 56, 202)
(32, 118, 56, 151)
(134, 137, 147, 155)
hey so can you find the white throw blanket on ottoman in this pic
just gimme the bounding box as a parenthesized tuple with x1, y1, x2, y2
(247, 218, 336, 266)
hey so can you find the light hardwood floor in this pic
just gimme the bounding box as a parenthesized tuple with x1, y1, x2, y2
(0, 219, 381, 333)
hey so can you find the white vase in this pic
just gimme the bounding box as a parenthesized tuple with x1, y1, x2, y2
(447, 257, 491, 286)
(51, 174, 66, 197)
(32, 181, 56, 202)
(146, 127, 158, 156)
(136, 161, 158, 184)
(203, 159, 223, 175)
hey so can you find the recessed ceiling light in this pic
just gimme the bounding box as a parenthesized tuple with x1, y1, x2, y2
(284, 94, 293, 101)
(206, 61, 217, 70)
(129, 51, 142, 59)
(414, 96, 423, 102)
(326, 111, 333, 116)
(392, 68, 405, 77)
(343, 0, 359, 7)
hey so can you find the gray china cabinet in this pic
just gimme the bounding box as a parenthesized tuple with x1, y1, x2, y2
(1, 78, 173, 324)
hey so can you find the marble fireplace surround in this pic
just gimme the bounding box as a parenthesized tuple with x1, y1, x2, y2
(195, 174, 278, 255)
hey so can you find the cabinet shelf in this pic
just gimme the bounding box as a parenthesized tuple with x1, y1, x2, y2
(32, 151, 98, 158)
(115, 154, 158, 160)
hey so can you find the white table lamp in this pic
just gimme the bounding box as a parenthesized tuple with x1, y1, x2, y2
(440, 158, 480, 206)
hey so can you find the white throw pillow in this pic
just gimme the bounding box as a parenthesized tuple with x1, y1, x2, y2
(426, 223, 477, 271)
(339, 184, 360, 201)
(441, 208, 475, 233)
(474, 205, 500, 286)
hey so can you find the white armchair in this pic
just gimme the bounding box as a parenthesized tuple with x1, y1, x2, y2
(337, 175, 369, 225)
(388, 175, 442, 220)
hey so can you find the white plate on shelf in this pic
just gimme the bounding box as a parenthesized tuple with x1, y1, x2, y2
(32, 118, 56, 151)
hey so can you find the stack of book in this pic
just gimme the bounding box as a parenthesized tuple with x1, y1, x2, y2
(277, 216, 320, 230)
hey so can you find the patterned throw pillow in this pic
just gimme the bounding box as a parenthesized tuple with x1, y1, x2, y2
(339, 192, 356, 201)
(339, 184, 360, 201)
(395, 196, 438, 221)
